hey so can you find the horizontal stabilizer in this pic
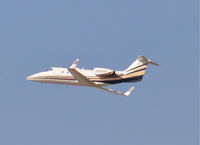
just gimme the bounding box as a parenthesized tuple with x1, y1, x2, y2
(147, 59, 160, 66)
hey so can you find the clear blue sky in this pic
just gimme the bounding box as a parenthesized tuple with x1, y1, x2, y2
(0, 0, 198, 145)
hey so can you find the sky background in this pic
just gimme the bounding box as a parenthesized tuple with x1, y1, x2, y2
(0, 0, 198, 145)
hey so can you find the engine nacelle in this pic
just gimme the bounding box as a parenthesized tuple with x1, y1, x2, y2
(93, 68, 115, 77)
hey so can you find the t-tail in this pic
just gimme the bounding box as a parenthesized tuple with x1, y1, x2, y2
(123, 56, 159, 82)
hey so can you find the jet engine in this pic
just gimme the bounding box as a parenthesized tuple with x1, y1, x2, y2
(93, 68, 115, 77)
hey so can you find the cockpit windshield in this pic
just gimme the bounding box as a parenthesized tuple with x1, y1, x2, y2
(45, 68, 53, 71)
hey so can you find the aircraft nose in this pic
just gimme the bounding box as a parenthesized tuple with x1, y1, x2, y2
(26, 75, 35, 81)
(26, 73, 40, 81)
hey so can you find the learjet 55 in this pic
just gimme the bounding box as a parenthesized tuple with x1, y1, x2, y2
(26, 56, 159, 96)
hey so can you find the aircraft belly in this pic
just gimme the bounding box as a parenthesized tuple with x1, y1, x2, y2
(31, 78, 108, 87)
(31, 79, 81, 86)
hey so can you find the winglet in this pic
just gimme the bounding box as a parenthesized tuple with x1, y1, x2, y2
(70, 59, 79, 68)
(124, 87, 135, 96)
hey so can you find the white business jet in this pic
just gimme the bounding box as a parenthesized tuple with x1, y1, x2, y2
(26, 56, 159, 96)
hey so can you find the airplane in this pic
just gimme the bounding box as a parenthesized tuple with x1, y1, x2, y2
(26, 56, 159, 96)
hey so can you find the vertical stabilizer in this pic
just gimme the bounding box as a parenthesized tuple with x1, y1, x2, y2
(124, 56, 159, 75)
(124, 56, 148, 73)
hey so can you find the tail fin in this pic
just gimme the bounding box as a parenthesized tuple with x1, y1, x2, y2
(123, 56, 159, 75)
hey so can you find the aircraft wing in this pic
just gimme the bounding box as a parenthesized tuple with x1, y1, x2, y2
(69, 59, 134, 96)
(70, 59, 79, 68)
(68, 59, 93, 85)
(68, 68, 94, 85)
(95, 86, 134, 96)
